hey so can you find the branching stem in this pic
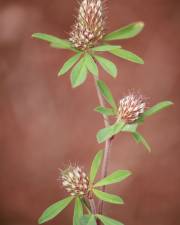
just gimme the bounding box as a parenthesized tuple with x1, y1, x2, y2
(94, 77, 114, 219)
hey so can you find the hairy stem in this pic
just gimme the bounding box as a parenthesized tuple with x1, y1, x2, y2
(94, 77, 114, 216)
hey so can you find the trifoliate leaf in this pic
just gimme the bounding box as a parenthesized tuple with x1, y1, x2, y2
(96, 214, 124, 225)
(85, 54, 99, 77)
(94, 55, 118, 78)
(94, 170, 132, 187)
(92, 45, 121, 52)
(38, 196, 74, 224)
(73, 198, 83, 225)
(90, 150, 104, 183)
(95, 106, 115, 116)
(104, 22, 144, 41)
(58, 53, 82, 76)
(97, 80, 117, 110)
(71, 57, 87, 88)
(32, 33, 72, 49)
(93, 189, 124, 205)
(143, 101, 173, 117)
(132, 132, 151, 152)
(109, 48, 144, 64)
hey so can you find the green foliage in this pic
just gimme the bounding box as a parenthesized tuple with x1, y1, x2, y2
(80, 199, 91, 214)
(95, 106, 115, 116)
(32, 33, 72, 49)
(112, 121, 126, 135)
(109, 48, 144, 64)
(38, 196, 74, 224)
(71, 57, 87, 87)
(94, 55, 118, 78)
(96, 126, 114, 143)
(85, 54, 99, 77)
(143, 101, 173, 117)
(58, 53, 82, 76)
(104, 22, 144, 41)
(96, 214, 124, 225)
(50, 43, 80, 52)
(90, 150, 104, 183)
(96, 121, 125, 144)
(92, 45, 121, 52)
(80, 215, 97, 225)
(132, 132, 151, 152)
(93, 189, 124, 205)
(96, 100, 173, 146)
(122, 123, 138, 133)
(73, 198, 83, 225)
(33, 11, 173, 225)
(97, 80, 117, 111)
(94, 170, 131, 187)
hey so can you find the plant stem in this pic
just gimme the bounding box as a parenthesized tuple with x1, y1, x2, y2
(94, 77, 109, 127)
(98, 137, 113, 214)
(89, 199, 96, 214)
(94, 77, 114, 216)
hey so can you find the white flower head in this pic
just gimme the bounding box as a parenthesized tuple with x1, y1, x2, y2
(60, 165, 89, 196)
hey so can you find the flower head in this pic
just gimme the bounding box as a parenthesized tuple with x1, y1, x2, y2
(69, 0, 106, 50)
(118, 92, 146, 124)
(60, 165, 89, 196)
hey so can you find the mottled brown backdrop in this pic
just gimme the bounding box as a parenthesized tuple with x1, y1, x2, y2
(0, 0, 180, 225)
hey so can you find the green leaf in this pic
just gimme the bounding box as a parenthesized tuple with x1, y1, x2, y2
(71, 57, 87, 88)
(112, 121, 125, 136)
(122, 123, 138, 133)
(50, 43, 79, 52)
(110, 48, 144, 64)
(104, 22, 144, 41)
(97, 80, 117, 110)
(143, 101, 173, 117)
(73, 198, 83, 225)
(136, 115, 145, 124)
(85, 54, 99, 77)
(96, 214, 124, 225)
(80, 199, 91, 214)
(80, 215, 97, 225)
(92, 45, 121, 52)
(90, 150, 104, 183)
(80, 215, 91, 225)
(97, 121, 125, 144)
(58, 53, 82, 76)
(95, 106, 115, 116)
(96, 126, 114, 144)
(132, 132, 151, 152)
(93, 189, 124, 205)
(38, 196, 74, 224)
(32, 33, 71, 49)
(94, 170, 131, 187)
(94, 55, 118, 78)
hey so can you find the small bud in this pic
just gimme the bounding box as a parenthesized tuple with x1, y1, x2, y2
(69, 0, 106, 50)
(118, 93, 146, 123)
(60, 166, 90, 197)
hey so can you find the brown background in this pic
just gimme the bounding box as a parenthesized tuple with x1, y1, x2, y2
(0, 0, 180, 225)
